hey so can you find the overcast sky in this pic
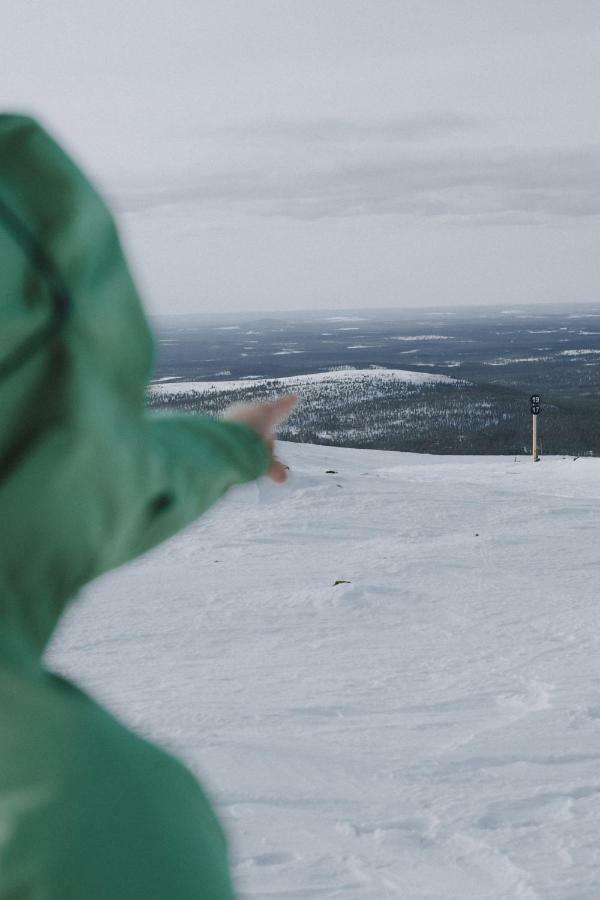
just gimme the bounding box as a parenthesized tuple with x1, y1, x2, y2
(3, 1, 600, 314)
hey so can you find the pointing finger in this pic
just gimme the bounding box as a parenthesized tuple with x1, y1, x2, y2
(263, 394, 298, 429)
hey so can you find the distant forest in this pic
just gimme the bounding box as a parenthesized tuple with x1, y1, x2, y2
(148, 376, 600, 457)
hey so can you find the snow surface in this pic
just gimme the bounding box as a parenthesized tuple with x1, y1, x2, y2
(390, 335, 452, 341)
(150, 367, 457, 395)
(324, 316, 368, 322)
(485, 357, 552, 366)
(50, 444, 600, 899)
(560, 349, 600, 357)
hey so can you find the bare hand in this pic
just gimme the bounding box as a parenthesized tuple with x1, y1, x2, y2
(222, 394, 298, 483)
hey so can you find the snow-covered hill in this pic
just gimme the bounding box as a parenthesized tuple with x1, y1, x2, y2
(50, 444, 600, 899)
(150, 366, 459, 395)
(148, 367, 495, 455)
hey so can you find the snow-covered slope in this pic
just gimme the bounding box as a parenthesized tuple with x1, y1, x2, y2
(50, 445, 600, 899)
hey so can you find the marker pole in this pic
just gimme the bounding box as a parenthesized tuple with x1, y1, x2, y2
(530, 394, 541, 463)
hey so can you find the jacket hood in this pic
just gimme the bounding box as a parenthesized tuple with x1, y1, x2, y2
(0, 114, 154, 655)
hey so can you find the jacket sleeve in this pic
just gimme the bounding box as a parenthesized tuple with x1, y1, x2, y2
(117, 412, 271, 563)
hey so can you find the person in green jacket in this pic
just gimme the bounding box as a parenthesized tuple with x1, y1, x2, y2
(0, 114, 297, 899)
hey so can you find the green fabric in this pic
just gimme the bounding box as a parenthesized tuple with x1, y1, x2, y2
(0, 114, 271, 899)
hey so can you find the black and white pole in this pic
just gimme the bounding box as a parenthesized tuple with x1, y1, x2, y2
(530, 394, 541, 462)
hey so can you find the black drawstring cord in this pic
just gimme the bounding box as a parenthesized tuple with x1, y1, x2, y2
(0, 195, 72, 382)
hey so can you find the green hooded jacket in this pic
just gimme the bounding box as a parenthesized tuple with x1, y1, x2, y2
(0, 114, 271, 899)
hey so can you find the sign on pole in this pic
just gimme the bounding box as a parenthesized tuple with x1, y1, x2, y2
(530, 394, 541, 461)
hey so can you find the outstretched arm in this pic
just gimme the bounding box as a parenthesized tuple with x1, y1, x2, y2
(122, 396, 297, 562)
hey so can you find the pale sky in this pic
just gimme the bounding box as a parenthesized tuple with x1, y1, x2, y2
(3, 1, 600, 314)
